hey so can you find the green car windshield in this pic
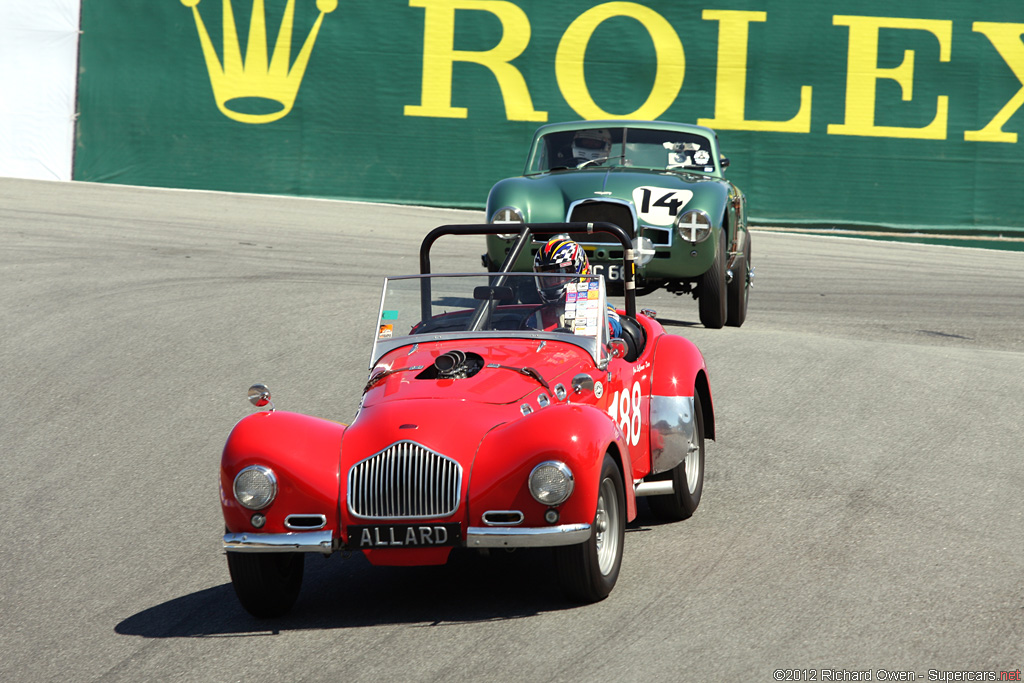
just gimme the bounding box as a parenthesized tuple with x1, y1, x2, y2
(370, 273, 610, 368)
(527, 126, 717, 175)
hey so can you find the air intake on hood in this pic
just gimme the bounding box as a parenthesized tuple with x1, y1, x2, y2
(348, 441, 462, 519)
(415, 350, 484, 380)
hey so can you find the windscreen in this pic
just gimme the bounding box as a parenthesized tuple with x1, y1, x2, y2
(527, 126, 716, 174)
(370, 273, 608, 366)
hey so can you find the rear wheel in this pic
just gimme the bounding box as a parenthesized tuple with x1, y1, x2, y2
(648, 392, 705, 521)
(227, 552, 304, 618)
(726, 234, 750, 327)
(698, 233, 726, 329)
(556, 455, 625, 602)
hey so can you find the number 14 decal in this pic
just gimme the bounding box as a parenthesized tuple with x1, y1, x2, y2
(632, 186, 693, 225)
(608, 381, 642, 446)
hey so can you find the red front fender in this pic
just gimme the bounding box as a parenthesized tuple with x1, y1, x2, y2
(221, 411, 346, 534)
(469, 403, 637, 526)
(651, 334, 715, 440)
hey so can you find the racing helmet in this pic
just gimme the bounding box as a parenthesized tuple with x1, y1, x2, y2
(533, 236, 590, 303)
(571, 128, 612, 162)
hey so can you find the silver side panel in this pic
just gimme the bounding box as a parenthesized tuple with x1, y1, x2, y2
(650, 395, 695, 474)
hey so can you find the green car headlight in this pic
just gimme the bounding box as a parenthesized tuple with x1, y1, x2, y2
(676, 209, 713, 243)
(233, 465, 278, 510)
(529, 461, 574, 506)
(490, 206, 524, 240)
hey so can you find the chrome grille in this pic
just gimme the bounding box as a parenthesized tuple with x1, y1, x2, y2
(347, 441, 462, 519)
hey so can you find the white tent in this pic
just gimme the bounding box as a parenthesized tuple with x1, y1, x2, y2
(0, 1, 80, 181)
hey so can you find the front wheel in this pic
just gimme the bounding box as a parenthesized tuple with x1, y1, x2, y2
(227, 551, 305, 618)
(647, 392, 705, 521)
(698, 233, 726, 329)
(556, 454, 625, 602)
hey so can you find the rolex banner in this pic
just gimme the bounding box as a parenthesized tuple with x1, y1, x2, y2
(73, 0, 1024, 233)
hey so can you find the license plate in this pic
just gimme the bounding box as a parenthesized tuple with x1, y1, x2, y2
(348, 523, 460, 548)
(590, 262, 623, 281)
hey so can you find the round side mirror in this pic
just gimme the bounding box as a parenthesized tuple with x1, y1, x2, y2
(608, 339, 627, 359)
(248, 383, 272, 408)
(571, 373, 595, 395)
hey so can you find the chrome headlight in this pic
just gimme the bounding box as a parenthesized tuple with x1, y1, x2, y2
(675, 209, 713, 243)
(529, 461, 574, 506)
(233, 465, 278, 510)
(490, 206, 525, 240)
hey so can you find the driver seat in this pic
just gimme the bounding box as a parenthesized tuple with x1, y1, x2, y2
(617, 316, 646, 362)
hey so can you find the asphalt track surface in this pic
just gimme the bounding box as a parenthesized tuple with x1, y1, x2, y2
(2, 177, 1022, 682)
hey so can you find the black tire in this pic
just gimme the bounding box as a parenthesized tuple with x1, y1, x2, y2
(227, 552, 304, 618)
(647, 392, 705, 521)
(698, 233, 726, 329)
(726, 234, 750, 327)
(556, 454, 625, 603)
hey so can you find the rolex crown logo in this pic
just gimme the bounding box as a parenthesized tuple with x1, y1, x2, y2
(181, 0, 337, 124)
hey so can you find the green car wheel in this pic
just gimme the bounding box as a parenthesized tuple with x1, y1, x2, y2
(698, 233, 726, 329)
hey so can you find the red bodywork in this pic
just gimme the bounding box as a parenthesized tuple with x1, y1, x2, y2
(221, 309, 712, 566)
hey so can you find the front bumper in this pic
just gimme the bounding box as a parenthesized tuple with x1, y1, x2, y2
(224, 530, 333, 554)
(223, 524, 592, 554)
(467, 523, 591, 548)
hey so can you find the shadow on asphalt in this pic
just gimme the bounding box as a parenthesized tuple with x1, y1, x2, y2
(650, 317, 700, 329)
(115, 505, 677, 638)
(115, 546, 583, 638)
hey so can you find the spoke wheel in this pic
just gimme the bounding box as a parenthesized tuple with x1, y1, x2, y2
(556, 454, 625, 603)
(594, 475, 622, 575)
(726, 234, 751, 327)
(698, 232, 726, 329)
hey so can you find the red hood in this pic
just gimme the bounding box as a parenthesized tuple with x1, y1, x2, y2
(340, 397, 515, 473)
(361, 339, 592, 408)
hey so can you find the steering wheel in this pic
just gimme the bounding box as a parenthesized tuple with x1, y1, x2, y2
(576, 157, 607, 169)
(517, 310, 575, 335)
(517, 306, 543, 330)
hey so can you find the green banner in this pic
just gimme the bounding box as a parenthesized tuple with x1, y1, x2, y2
(75, 1, 1024, 233)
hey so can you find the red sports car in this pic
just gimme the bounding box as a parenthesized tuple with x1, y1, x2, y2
(220, 223, 714, 616)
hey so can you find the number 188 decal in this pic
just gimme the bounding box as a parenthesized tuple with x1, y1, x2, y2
(608, 381, 642, 446)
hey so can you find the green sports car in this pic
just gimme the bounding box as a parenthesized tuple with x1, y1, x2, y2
(484, 120, 753, 328)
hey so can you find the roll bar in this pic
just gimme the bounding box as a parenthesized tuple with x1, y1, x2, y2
(418, 222, 637, 321)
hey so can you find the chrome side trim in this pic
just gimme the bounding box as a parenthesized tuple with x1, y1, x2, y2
(467, 523, 591, 548)
(650, 395, 695, 474)
(223, 530, 334, 554)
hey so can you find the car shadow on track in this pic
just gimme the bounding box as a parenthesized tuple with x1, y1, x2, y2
(115, 547, 592, 638)
(651, 316, 700, 329)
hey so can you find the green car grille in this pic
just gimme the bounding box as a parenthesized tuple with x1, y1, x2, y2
(565, 201, 636, 243)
